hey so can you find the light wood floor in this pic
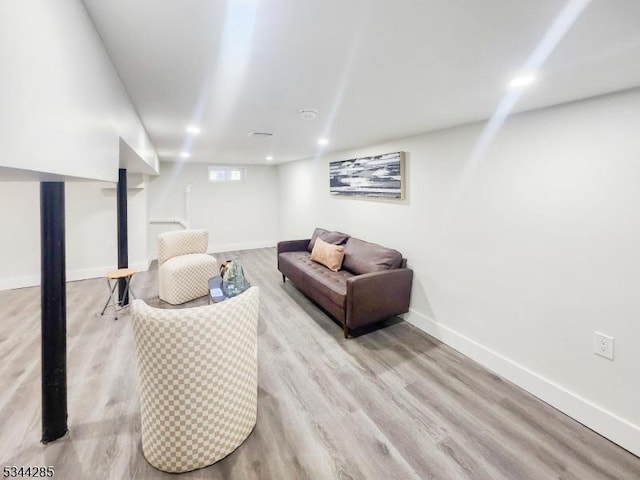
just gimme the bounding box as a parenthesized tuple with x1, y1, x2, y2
(1, 248, 639, 479)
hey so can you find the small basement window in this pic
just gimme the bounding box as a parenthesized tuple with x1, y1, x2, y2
(208, 166, 245, 182)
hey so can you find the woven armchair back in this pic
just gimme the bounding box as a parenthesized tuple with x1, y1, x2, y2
(131, 287, 260, 472)
(157, 229, 209, 265)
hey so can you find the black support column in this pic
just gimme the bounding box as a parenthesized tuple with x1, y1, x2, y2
(40, 182, 68, 443)
(117, 168, 129, 304)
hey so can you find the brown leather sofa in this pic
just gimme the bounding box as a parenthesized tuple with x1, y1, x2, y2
(277, 228, 413, 338)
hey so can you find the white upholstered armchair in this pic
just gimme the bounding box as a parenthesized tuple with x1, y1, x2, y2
(157, 229, 217, 304)
(131, 287, 260, 473)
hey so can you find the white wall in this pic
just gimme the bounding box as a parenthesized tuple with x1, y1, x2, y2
(277, 89, 640, 456)
(66, 181, 149, 278)
(0, 183, 41, 289)
(0, 1, 157, 289)
(0, 0, 158, 181)
(147, 162, 278, 258)
(0, 180, 149, 290)
(0, 158, 278, 290)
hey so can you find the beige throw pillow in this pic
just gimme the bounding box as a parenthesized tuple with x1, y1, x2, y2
(310, 237, 345, 272)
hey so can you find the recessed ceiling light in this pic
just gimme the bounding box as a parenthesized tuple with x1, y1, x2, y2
(266, 156, 273, 161)
(509, 75, 536, 89)
(186, 125, 201, 134)
(318, 138, 329, 145)
(179, 152, 191, 158)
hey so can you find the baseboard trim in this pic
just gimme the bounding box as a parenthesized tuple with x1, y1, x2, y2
(403, 308, 640, 457)
(0, 274, 40, 291)
(67, 261, 150, 283)
(0, 260, 151, 291)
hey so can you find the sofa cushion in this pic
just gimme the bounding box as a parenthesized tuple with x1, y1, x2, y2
(342, 237, 403, 275)
(279, 251, 353, 307)
(307, 228, 349, 252)
(310, 238, 345, 272)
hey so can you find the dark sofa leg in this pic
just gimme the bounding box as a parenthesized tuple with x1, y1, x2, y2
(343, 324, 350, 339)
(282, 273, 286, 283)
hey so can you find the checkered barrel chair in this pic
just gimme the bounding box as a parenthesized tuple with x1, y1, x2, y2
(157, 229, 218, 304)
(131, 287, 260, 473)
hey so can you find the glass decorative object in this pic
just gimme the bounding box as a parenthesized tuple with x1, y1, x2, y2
(221, 257, 250, 298)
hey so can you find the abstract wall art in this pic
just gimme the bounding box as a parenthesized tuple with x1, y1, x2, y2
(329, 151, 405, 199)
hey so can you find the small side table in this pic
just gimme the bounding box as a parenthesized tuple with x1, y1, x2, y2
(101, 268, 137, 320)
(208, 276, 251, 304)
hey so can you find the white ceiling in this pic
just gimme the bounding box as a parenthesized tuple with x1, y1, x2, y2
(82, 0, 640, 165)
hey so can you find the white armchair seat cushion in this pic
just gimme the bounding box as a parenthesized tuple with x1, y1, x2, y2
(158, 253, 217, 305)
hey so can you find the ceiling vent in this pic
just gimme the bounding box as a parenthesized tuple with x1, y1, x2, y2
(247, 131, 274, 138)
(299, 109, 318, 120)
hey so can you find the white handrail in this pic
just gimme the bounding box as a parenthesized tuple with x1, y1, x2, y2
(149, 219, 189, 229)
(149, 185, 192, 230)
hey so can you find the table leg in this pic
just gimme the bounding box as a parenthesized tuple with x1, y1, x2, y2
(101, 278, 119, 316)
(111, 279, 120, 319)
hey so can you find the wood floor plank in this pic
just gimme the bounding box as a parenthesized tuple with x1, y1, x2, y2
(1, 247, 639, 479)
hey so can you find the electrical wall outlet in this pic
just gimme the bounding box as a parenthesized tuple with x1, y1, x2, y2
(593, 332, 614, 360)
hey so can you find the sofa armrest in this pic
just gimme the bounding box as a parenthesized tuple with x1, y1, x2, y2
(277, 239, 310, 254)
(346, 268, 413, 329)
